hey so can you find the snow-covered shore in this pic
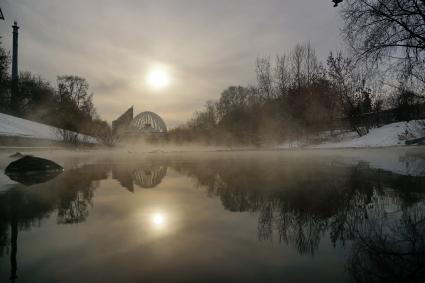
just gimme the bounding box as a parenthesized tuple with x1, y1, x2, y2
(316, 120, 425, 148)
(0, 112, 97, 143)
(279, 120, 425, 149)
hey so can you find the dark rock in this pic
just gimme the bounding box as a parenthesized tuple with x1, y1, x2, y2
(5, 158, 63, 175)
(5, 156, 64, 186)
(405, 137, 425, 146)
(6, 156, 63, 173)
(6, 170, 63, 186)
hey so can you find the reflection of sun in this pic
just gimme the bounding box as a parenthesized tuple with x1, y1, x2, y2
(151, 213, 166, 227)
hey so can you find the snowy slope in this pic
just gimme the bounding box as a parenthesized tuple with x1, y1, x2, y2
(316, 120, 425, 148)
(0, 112, 97, 143)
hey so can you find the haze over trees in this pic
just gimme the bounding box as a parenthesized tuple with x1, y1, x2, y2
(168, 1, 425, 146)
(168, 43, 382, 145)
(0, 41, 111, 142)
(1, 1, 424, 146)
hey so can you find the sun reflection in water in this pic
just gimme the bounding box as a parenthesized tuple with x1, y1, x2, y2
(151, 212, 166, 228)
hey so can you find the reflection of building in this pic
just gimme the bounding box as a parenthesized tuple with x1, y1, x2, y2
(112, 164, 168, 192)
(112, 106, 134, 137)
(132, 166, 167, 189)
(112, 106, 167, 141)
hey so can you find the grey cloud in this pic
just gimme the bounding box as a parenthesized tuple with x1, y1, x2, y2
(0, 0, 342, 128)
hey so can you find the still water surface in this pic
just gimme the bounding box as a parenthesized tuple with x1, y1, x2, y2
(0, 149, 425, 282)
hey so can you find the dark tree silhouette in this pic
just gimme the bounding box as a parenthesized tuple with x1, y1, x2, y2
(342, 0, 425, 59)
(170, 155, 425, 259)
(341, 0, 425, 93)
(0, 40, 111, 144)
(0, 41, 10, 113)
(333, 0, 343, 7)
(0, 163, 112, 281)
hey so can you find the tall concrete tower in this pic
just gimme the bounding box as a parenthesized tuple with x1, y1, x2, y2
(12, 21, 19, 81)
(11, 21, 19, 113)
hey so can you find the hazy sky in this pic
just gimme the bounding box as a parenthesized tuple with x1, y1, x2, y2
(0, 0, 343, 127)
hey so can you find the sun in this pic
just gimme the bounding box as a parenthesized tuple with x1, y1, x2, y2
(147, 68, 170, 90)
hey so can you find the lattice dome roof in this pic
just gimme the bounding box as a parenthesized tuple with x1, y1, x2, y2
(132, 166, 167, 188)
(130, 111, 167, 133)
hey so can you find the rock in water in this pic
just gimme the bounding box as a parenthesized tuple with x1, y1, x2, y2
(5, 156, 63, 173)
(5, 156, 64, 186)
(6, 170, 63, 186)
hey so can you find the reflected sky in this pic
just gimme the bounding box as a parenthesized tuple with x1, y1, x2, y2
(0, 149, 425, 282)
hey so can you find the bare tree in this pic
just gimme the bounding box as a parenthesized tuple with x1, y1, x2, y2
(275, 55, 290, 97)
(57, 75, 90, 108)
(341, 0, 425, 94)
(256, 57, 274, 99)
(55, 128, 80, 145)
(327, 52, 374, 135)
(215, 86, 250, 120)
(304, 42, 319, 85)
(291, 44, 306, 92)
(0, 42, 10, 112)
(342, 0, 425, 59)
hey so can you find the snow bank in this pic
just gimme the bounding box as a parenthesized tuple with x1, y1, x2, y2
(315, 120, 425, 149)
(0, 112, 97, 143)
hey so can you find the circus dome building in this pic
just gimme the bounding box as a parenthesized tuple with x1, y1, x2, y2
(112, 107, 167, 140)
(131, 111, 167, 133)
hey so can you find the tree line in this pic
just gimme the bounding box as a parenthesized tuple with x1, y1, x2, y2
(168, 0, 425, 146)
(0, 40, 111, 143)
(168, 43, 422, 146)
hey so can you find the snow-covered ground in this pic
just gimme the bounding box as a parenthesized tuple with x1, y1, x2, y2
(316, 120, 425, 148)
(278, 120, 425, 149)
(0, 112, 97, 143)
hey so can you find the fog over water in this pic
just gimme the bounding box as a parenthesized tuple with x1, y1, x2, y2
(1, 1, 424, 281)
(0, 147, 424, 282)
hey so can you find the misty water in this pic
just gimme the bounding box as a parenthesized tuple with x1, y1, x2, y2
(0, 148, 425, 282)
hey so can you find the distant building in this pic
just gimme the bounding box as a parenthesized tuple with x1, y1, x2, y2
(112, 106, 167, 141)
(112, 106, 134, 136)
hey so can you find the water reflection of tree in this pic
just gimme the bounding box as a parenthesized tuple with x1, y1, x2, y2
(1, 156, 423, 282)
(0, 224, 7, 256)
(55, 164, 109, 224)
(347, 202, 425, 282)
(0, 163, 109, 281)
(172, 159, 425, 257)
(172, 157, 425, 281)
(0, 159, 169, 281)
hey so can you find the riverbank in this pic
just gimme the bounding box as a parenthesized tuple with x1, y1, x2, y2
(279, 120, 425, 149)
(0, 112, 97, 145)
